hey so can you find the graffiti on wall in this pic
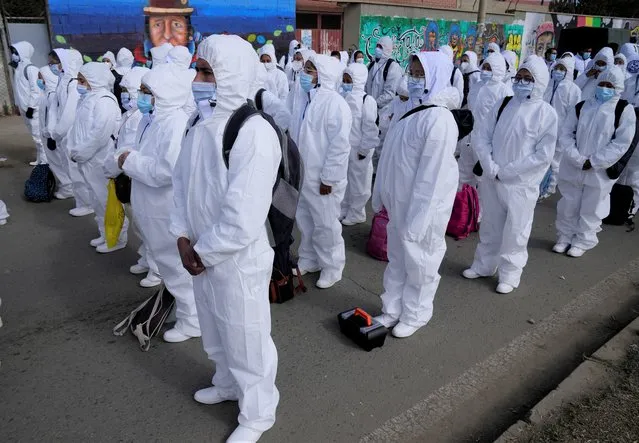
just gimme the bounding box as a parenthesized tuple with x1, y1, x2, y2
(48, 0, 295, 63)
(521, 12, 639, 60)
(358, 16, 524, 68)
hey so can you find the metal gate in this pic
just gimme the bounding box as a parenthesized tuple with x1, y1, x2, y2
(295, 29, 343, 55)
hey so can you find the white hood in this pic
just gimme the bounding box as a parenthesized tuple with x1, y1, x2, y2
(102, 51, 116, 64)
(598, 65, 626, 94)
(55, 48, 82, 77)
(197, 34, 260, 115)
(344, 63, 368, 93)
(120, 66, 150, 104)
(614, 53, 627, 67)
(259, 43, 277, 64)
(553, 56, 575, 82)
(340, 51, 349, 65)
(620, 43, 639, 61)
(439, 45, 454, 63)
(80, 62, 114, 93)
(377, 36, 393, 59)
(167, 45, 193, 69)
(40, 65, 59, 94)
(464, 50, 479, 71)
(150, 43, 173, 67)
(519, 54, 549, 101)
(396, 76, 408, 97)
(141, 64, 192, 115)
(308, 53, 342, 92)
(115, 48, 134, 75)
(502, 50, 517, 71)
(482, 52, 507, 82)
(11, 41, 34, 62)
(414, 51, 458, 108)
(487, 42, 500, 53)
(288, 40, 300, 59)
(592, 47, 614, 70)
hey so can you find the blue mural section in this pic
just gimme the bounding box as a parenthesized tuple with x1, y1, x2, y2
(48, 0, 295, 62)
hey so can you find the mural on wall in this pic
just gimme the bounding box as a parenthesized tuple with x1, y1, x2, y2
(521, 12, 639, 61)
(48, 0, 295, 63)
(358, 16, 524, 69)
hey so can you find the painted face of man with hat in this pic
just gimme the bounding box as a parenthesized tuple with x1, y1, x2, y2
(145, 0, 194, 48)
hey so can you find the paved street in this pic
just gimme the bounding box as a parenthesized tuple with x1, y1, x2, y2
(1, 115, 639, 443)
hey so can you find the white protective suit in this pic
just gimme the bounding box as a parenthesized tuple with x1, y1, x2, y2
(170, 34, 281, 434)
(150, 43, 173, 68)
(439, 45, 464, 108)
(618, 54, 639, 212)
(469, 55, 558, 288)
(122, 65, 200, 337)
(502, 50, 518, 84)
(372, 51, 459, 328)
(340, 63, 380, 224)
(39, 66, 70, 194)
(11, 42, 45, 164)
(375, 77, 409, 171)
(0, 199, 8, 224)
(167, 45, 197, 117)
(542, 57, 582, 196)
(67, 63, 121, 238)
(620, 43, 639, 61)
(51, 48, 94, 211)
(295, 54, 352, 282)
(280, 39, 300, 68)
(575, 47, 614, 100)
(115, 48, 134, 76)
(556, 66, 637, 250)
(285, 48, 303, 90)
(461, 50, 482, 104)
(251, 63, 291, 131)
(365, 36, 403, 109)
(286, 48, 315, 144)
(259, 43, 289, 101)
(622, 53, 639, 105)
(615, 53, 630, 80)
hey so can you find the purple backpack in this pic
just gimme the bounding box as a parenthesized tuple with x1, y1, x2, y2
(446, 184, 480, 240)
(367, 208, 389, 262)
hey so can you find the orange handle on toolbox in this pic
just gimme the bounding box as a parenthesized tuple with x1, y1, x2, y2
(353, 308, 372, 327)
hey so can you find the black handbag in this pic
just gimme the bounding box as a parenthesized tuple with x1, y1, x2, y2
(114, 173, 131, 204)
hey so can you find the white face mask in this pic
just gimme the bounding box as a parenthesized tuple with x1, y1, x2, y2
(291, 60, 303, 72)
(263, 62, 275, 72)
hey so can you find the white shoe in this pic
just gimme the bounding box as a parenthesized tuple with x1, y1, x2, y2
(496, 283, 515, 294)
(0, 219, 6, 226)
(140, 272, 162, 288)
(374, 314, 399, 328)
(194, 386, 239, 405)
(462, 268, 481, 279)
(341, 218, 366, 226)
(567, 247, 586, 258)
(54, 192, 73, 200)
(130, 263, 149, 275)
(163, 328, 195, 343)
(90, 236, 105, 247)
(227, 425, 263, 443)
(296, 266, 320, 276)
(29, 160, 38, 166)
(96, 241, 127, 254)
(552, 243, 570, 254)
(316, 272, 340, 289)
(69, 207, 94, 217)
(391, 322, 420, 338)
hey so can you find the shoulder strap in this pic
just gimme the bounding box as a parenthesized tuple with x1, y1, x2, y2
(575, 100, 586, 119)
(450, 66, 458, 86)
(613, 99, 629, 138)
(399, 104, 438, 122)
(255, 88, 266, 111)
(383, 59, 395, 81)
(496, 96, 513, 123)
(276, 65, 285, 73)
(23, 64, 36, 80)
(222, 102, 260, 168)
(367, 61, 374, 72)
(362, 94, 368, 104)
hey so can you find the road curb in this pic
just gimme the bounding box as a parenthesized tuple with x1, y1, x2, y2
(360, 258, 639, 443)
(494, 316, 639, 443)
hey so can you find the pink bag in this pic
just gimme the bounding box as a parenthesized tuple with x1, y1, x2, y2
(446, 184, 480, 240)
(367, 208, 389, 261)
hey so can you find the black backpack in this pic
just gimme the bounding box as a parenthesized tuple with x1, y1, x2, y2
(574, 100, 639, 180)
(113, 286, 175, 351)
(399, 105, 474, 141)
(367, 58, 396, 82)
(473, 96, 513, 176)
(450, 66, 458, 86)
(603, 183, 635, 229)
(254, 88, 267, 111)
(222, 101, 306, 303)
(24, 164, 56, 202)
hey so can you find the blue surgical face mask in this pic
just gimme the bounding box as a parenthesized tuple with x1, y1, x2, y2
(374, 47, 384, 60)
(192, 81, 217, 103)
(49, 64, 61, 76)
(549, 54, 557, 62)
(552, 70, 566, 82)
(77, 85, 89, 95)
(300, 72, 314, 92)
(137, 92, 154, 114)
(480, 70, 493, 81)
(407, 77, 426, 99)
(595, 64, 607, 72)
(595, 86, 615, 104)
(37, 79, 45, 91)
(341, 83, 353, 96)
(582, 52, 591, 60)
(512, 82, 534, 99)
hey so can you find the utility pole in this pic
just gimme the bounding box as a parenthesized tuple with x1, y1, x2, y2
(477, 0, 487, 54)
